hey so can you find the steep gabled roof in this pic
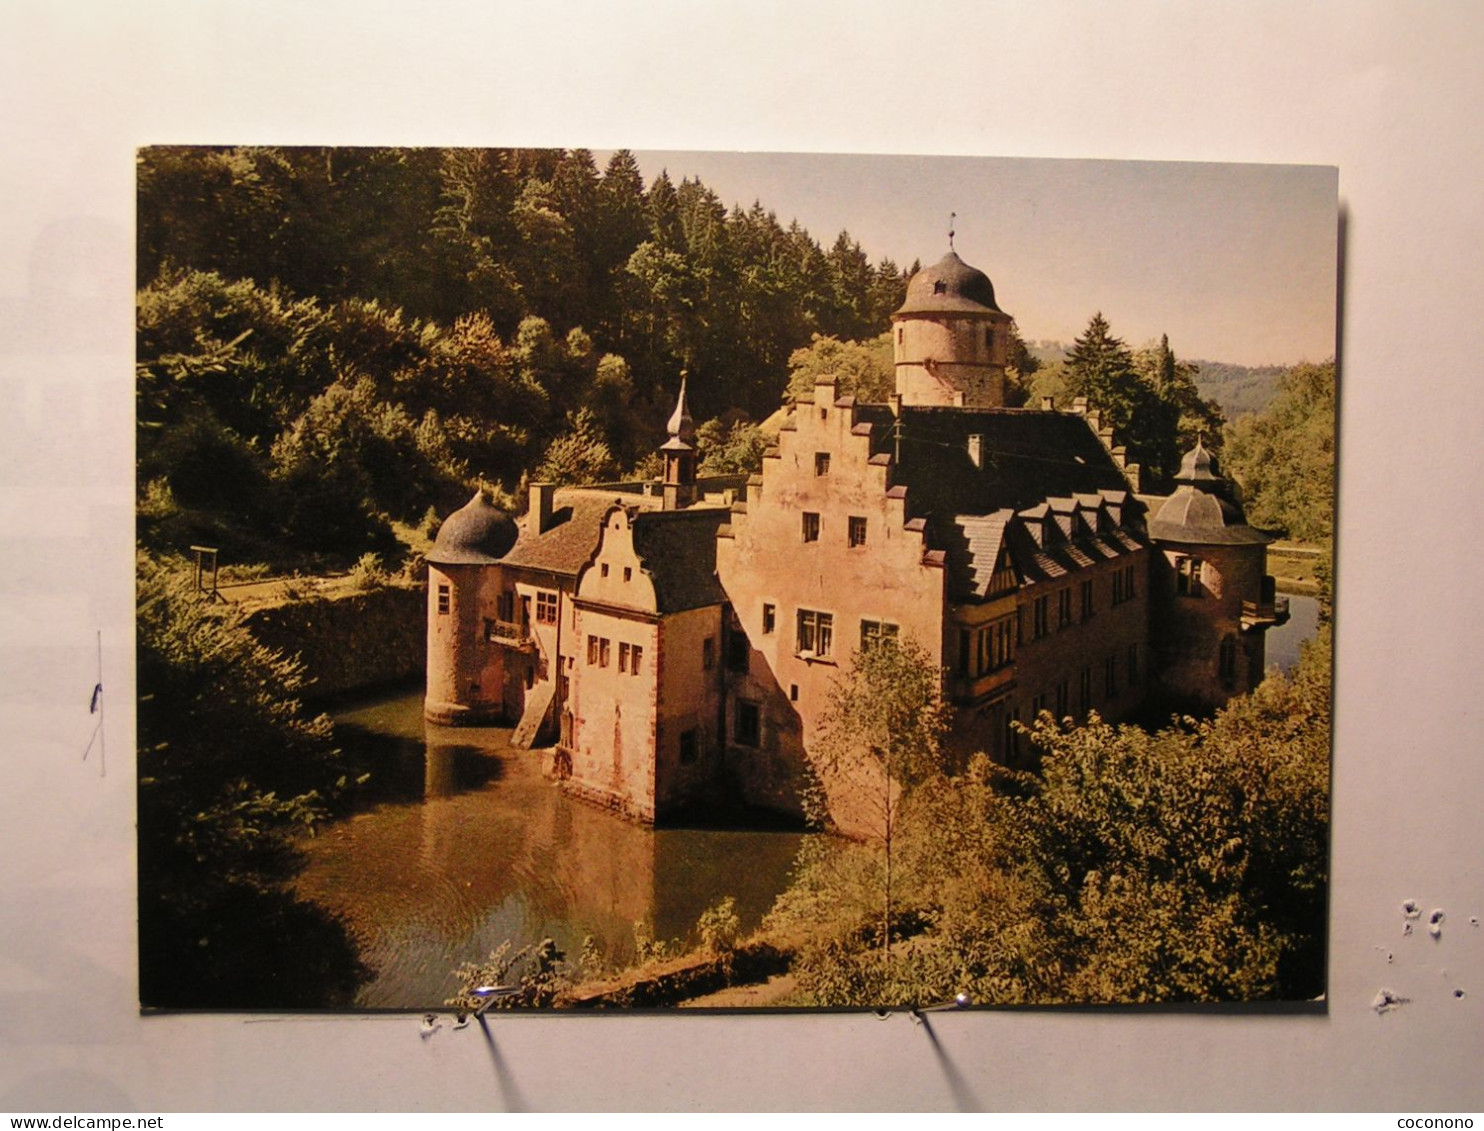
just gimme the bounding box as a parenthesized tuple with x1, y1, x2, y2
(631, 509, 728, 612)
(503, 492, 650, 576)
(887, 407, 1135, 517)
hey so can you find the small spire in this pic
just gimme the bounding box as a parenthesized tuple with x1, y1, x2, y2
(666, 370, 696, 445)
(948, 211, 956, 251)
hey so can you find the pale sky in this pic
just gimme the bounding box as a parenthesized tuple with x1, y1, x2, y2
(618, 151, 1337, 368)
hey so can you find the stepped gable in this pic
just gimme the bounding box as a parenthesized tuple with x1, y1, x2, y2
(630, 508, 729, 613)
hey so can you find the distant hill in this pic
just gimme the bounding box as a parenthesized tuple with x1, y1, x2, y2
(1190, 361, 1287, 418)
(1025, 340, 1069, 366)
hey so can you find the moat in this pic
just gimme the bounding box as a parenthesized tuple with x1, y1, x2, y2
(297, 593, 1319, 1010)
(295, 690, 806, 1009)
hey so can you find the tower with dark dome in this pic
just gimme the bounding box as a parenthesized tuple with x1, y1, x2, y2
(424, 489, 518, 724)
(1147, 439, 1289, 709)
(892, 247, 1014, 408)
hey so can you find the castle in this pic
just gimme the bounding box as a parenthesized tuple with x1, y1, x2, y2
(424, 247, 1288, 831)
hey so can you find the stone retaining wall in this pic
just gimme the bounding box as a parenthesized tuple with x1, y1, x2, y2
(245, 583, 426, 702)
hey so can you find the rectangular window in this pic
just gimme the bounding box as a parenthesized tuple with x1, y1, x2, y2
(1105, 655, 1117, 697)
(735, 701, 761, 747)
(1031, 692, 1047, 718)
(1078, 666, 1093, 714)
(797, 608, 834, 658)
(599, 638, 611, 668)
(1080, 579, 1094, 621)
(860, 619, 899, 651)
(1055, 680, 1069, 719)
(1219, 636, 1238, 685)
(679, 729, 698, 765)
(1177, 556, 1203, 596)
(536, 590, 558, 624)
(815, 452, 831, 476)
(1033, 595, 1050, 639)
(1124, 564, 1136, 600)
(727, 627, 749, 672)
(586, 635, 597, 665)
(996, 616, 1016, 667)
(497, 590, 514, 621)
(1111, 570, 1124, 605)
(618, 642, 630, 673)
(623, 567, 632, 582)
(977, 626, 990, 675)
(1058, 588, 1073, 628)
(631, 645, 643, 675)
(1003, 706, 1018, 762)
(848, 516, 867, 547)
(600, 563, 609, 578)
(483, 617, 495, 641)
(802, 512, 820, 542)
(790, 683, 799, 702)
(437, 584, 450, 614)
(703, 636, 716, 670)
(762, 603, 776, 634)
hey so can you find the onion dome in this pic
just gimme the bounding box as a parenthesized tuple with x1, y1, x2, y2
(427, 490, 518, 565)
(1174, 437, 1223, 486)
(894, 250, 1002, 317)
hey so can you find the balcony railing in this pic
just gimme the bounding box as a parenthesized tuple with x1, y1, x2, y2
(1241, 594, 1290, 628)
(485, 618, 534, 648)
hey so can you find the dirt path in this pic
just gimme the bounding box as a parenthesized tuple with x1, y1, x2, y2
(678, 972, 800, 1009)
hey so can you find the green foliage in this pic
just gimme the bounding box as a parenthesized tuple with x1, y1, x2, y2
(695, 896, 741, 956)
(1060, 316, 1225, 488)
(446, 939, 571, 1013)
(346, 552, 389, 591)
(785, 332, 895, 403)
(696, 410, 768, 476)
(1192, 359, 1288, 418)
(781, 629, 1330, 1008)
(535, 407, 620, 486)
(816, 635, 951, 960)
(1222, 361, 1336, 542)
(136, 553, 367, 1007)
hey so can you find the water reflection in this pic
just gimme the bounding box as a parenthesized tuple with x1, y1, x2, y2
(296, 690, 804, 1008)
(1267, 593, 1321, 674)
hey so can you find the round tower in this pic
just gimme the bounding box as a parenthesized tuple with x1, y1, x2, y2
(1147, 440, 1284, 710)
(892, 248, 1013, 407)
(424, 489, 519, 725)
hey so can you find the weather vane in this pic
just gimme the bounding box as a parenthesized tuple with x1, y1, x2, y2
(948, 211, 956, 251)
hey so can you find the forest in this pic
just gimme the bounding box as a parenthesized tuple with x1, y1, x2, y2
(136, 147, 1334, 1009)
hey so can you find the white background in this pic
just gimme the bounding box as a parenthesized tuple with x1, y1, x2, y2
(1, 0, 1480, 1112)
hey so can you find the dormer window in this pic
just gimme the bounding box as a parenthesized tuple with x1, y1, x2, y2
(933, 279, 947, 294)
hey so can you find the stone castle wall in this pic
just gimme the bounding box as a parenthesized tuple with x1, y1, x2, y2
(245, 583, 426, 703)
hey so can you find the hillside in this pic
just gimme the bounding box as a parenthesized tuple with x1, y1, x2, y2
(1190, 359, 1287, 418)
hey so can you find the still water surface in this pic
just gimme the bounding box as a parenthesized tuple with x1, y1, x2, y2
(1266, 593, 1321, 674)
(302, 600, 1321, 1008)
(296, 691, 806, 1008)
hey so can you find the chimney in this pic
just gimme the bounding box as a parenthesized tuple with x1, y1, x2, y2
(1040, 395, 1056, 411)
(967, 433, 984, 468)
(1072, 396, 1089, 414)
(889, 392, 903, 417)
(530, 481, 555, 534)
(952, 390, 966, 407)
